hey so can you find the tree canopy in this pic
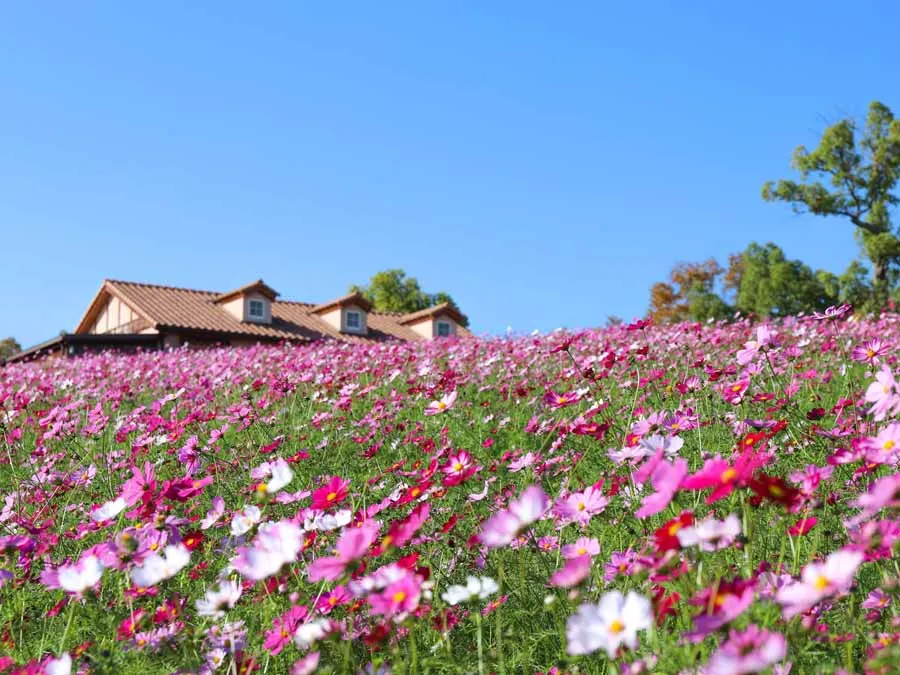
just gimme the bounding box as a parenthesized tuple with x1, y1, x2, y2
(763, 101, 900, 294)
(0, 337, 22, 360)
(350, 269, 468, 327)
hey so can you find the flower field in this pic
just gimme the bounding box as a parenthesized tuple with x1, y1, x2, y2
(3, 312, 900, 674)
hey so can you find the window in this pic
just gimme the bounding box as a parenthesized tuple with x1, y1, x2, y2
(346, 311, 361, 330)
(436, 321, 452, 337)
(248, 299, 265, 319)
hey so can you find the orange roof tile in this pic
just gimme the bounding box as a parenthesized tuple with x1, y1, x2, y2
(398, 302, 468, 326)
(310, 292, 374, 314)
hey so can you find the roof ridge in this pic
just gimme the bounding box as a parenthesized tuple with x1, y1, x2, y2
(105, 279, 220, 296)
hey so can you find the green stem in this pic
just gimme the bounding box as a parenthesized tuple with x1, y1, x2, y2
(475, 611, 485, 675)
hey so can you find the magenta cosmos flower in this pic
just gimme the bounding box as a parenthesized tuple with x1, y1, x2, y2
(635, 458, 687, 518)
(480, 485, 549, 548)
(307, 520, 380, 581)
(705, 624, 786, 674)
(553, 486, 609, 527)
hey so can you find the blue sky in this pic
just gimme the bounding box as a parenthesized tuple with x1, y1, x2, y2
(1, 2, 897, 347)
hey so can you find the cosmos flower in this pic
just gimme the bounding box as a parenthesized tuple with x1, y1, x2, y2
(196, 579, 242, 618)
(42, 554, 104, 597)
(776, 549, 863, 619)
(307, 520, 380, 581)
(257, 457, 294, 495)
(130, 544, 191, 588)
(705, 624, 786, 674)
(441, 576, 499, 605)
(425, 390, 458, 415)
(480, 485, 549, 548)
(230, 505, 262, 536)
(566, 591, 652, 657)
(561, 536, 600, 559)
(311, 476, 351, 510)
(90, 497, 127, 522)
(676, 514, 741, 551)
(549, 555, 592, 588)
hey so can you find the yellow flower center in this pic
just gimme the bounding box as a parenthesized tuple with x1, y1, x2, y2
(256, 482, 268, 493)
(814, 576, 829, 591)
(149, 543, 159, 551)
(453, 462, 463, 472)
(867, 348, 876, 358)
(722, 468, 737, 482)
(576, 502, 586, 511)
(329, 596, 338, 606)
(326, 491, 337, 501)
(393, 591, 407, 603)
(884, 440, 896, 451)
(576, 547, 587, 555)
(609, 619, 625, 634)
(731, 384, 743, 392)
(437, 401, 447, 410)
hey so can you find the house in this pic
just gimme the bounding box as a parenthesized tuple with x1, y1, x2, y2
(5, 279, 469, 363)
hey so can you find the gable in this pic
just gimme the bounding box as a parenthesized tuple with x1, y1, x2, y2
(75, 287, 154, 335)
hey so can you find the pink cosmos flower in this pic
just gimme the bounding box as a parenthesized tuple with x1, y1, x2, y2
(685, 578, 755, 641)
(863, 422, 900, 465)
(866, 366, 900, 421)
(368, 573, 421, 619)
(862, 588, 891, 611)
(604, 549, 638, 581)
(543, 390, 582, 410)
(480, 485, 549, 548)
(200, 496, 225, 530)
(705, 624, 786, 675)
(561, 537, 600, 559)
(310, 476, 350, 510)
(163, 474, 213, 502)
(307, 520, 380, 581)
(852, 338, 892, 366)
(315, 586, 351, 614)
(634, 458, 687, 519)
(736, 325, 776, 365)
(549, 555, 592, 588)
(776, 549, 863, 619)
(264, 605, 309, 655)
(425, 390, 457, 416)
(553, 486, 609, 527)
(846, 473, 900, 526)
(722, 378, 750, 405)
(121, 462, 156, 507)
(291, 652, 320, 675)
(682, 446, 764, 503)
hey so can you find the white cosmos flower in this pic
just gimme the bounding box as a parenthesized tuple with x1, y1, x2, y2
(303, 509, 352, 532)
(441, 576, 499, 606)
(57, 556, 104, 595)
(196, 579, 243, 618)
(566, 591, 652, 657)
(230, 505, 262, 536)
(263, 458, 294, 494)
(45, 653, 72, 675)
(90, 497, 127, 522)
(294, 617, 330, 649)
(677, 514, 742, 551)
(131, 544, 190, 587)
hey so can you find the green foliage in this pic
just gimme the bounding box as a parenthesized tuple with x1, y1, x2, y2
(351, 269, 469, 326)
(763, 101, 900, 289)
(0, 337, 21, 360)
(735, 242, 838, 317)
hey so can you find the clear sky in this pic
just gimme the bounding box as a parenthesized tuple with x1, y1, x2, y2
(2, 2, 898, 347)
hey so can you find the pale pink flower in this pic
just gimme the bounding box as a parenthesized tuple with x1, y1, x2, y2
(634, 458, 687, 519)
(554, 486, 609, 527)
(561, 537, 600, 559)
(776, 549, 863, 619)
(706, 624, 786, 674)
(550, 555, 592, 588)
(425, 391, 457, 416)
(480, 485, 549, 548)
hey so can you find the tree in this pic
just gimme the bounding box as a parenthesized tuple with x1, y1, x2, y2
(648, 258, 730, 323)
(350, 269, 469, 327)
(763, 101, 900, 296)
(0, 337, 21, 360)
(734, 242, 838, 317)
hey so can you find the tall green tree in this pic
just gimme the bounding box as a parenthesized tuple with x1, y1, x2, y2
(0, 337, 21, 360)
(734, 242, 838, 317)
(350, 269, 468, 326)
(762, 101, 900, 295)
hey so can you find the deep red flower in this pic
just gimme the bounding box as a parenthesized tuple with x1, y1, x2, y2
(748, 473, 801, 508)
(654, 512, 694, 552)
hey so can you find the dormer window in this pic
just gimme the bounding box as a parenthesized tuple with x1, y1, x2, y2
(346, 311, 361, 330)
(213, 279, 279, 325)
(248, 300, 265, 319)
(436, 320, 452, 337)
(310, 292, 373, 335)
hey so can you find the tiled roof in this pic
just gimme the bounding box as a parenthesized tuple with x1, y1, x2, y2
(83, 280, 463, 343)
(398, 302, 468, 326)
(214, 279, 279, 302)
(310, 292, 374, 314)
